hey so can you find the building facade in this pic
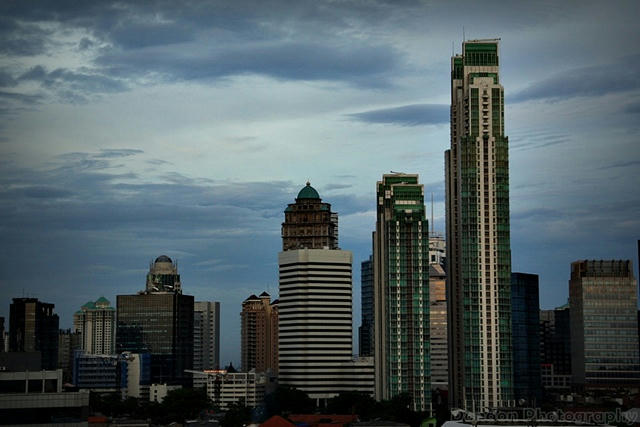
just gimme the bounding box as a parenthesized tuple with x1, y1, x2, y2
(73, 297, 116, 355)
(430, 264, 448, 390)
(540, 304, 571, 390)
(194, 301, 221, 372)
(116, 255, 194, 387)
(511, 273, 541, 404)
(278, 183, 374, 400)
(373, 173, 430, 411)
(146, 255, 182, 293)
(359, 256, 374, 357)
(569, 260, 640, 389)
(241, 292, 278, 374)
(445, 39, 513, 409)
(9, 298, 59, 370)
(206, 370, 269, 410)
(58, 329, 81, 383)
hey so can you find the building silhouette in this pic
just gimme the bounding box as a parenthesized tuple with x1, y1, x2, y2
(9, 298, 59, 370)
(116, 255, 194, 386)
(359, 256, 373, 357)
(278, 183, 373, 401)
(445, 39, 513, 409)
(373, 173, 430, 411)
(241, 292, 278, 374)
(540, 303, 571, 390)
(569, 260, 640, 389)
(73, 297, 115, 355)
(511, 273, 541, 404)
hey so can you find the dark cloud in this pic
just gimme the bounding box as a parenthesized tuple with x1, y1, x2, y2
(0, 90, 43, 105)
(95, 148, 144, 159)
(597, 159, 640, 170)
(510, 55, 640, 103)
(509, 129, 571, 151)
(20, 66, 128, 98)
(348, 104, 448, 126)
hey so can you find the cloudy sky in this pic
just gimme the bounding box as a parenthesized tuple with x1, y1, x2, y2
(1, 1, 639, 366)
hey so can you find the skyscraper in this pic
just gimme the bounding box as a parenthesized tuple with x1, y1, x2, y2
(241, 292, 278, 374)
(73, 297, 116, 355)
(279, 183, 374, 401)
(510, 273, 541, 404)
(429, 264, 448, 390)
(359, 256, 373, 357)
(445, 39, 513, 409)
(373, 173, 430, 411)
(116, 255, 194, 386)
(9, 298, 59, 370)
(194, 301, 221, 372)
(569, 260, 640, 389)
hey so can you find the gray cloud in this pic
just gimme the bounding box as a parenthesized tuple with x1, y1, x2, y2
(348, 104, 449, 126)
(510, 55, 640, 103)
(597, 159, 640, 170)
(95, 148, 144, 159)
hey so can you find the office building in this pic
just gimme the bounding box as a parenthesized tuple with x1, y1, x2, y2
(116, 255, 194, 386)
(373, 173, 430, 411)
(120, 352, 152, 400)
(281, 181, 338, 251)
(9, 298, 59, 370)
(58, 329, 81, 383)
(540, 304, 571, 390)
(205, 370, 270, 410)
(359, 256, 374, 357)
(279, 183, 374, 401)
(511, 273, 541, 404)
(430, 264, 448, 390)
(73, 297, 116, 355)
(73, 352, 120, 391)
(569, 260, 640, 388)
(241, 292, 278, 374)
(445, 39, 513, 409)
(146, 254, 182, 293)
(429, 233, 446, 267)
(194, 301, 221, 372)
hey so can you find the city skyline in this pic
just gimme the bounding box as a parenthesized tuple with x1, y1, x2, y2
(1, 1, 639, 367)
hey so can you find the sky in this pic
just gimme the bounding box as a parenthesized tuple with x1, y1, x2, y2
(0, 0, 639, 367)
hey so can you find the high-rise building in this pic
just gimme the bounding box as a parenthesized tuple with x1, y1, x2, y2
(510, 273, 541, 404)
(279, 183, 374, 401)
(281, 181, 338, 251)
(569, 260, 640, 389)
(445, 39, 513, 409)
(116, 255, 194, 386)
(241, 292, 278, 374)
(539, 304, 571, 390)
(73, 297, 116, 355)
(359, 256, 374, 357)
(373, 173, 430, 411)
(430, 264, 448, 390)
(9, 298, 59, 370)
(194, 301, 221, 374)
(58, 329, 81, 383)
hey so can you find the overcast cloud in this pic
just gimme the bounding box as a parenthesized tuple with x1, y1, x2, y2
(1, 0, 639, 366)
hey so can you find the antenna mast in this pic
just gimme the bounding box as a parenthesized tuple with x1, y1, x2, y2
(431, 192, 435, 236)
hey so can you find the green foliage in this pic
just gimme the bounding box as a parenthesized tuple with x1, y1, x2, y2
(222, 401, 252, 427)
(264, 385, 315, 418)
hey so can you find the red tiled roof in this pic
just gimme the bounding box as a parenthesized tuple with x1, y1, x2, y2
(261, 415, 296, 427)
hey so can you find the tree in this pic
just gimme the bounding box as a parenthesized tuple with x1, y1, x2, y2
(222, 401, 251, 427)
(263, 385, 315, 418)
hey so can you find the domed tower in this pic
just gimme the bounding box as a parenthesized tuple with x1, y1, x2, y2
(146, 255, 182, 293)
(281, 182, 338, 251)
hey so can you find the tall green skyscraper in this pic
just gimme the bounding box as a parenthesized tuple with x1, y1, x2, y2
(445, 39, 513, 410)
(373, 173, 430, 411)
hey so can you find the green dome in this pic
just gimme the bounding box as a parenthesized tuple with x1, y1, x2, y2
(297, 182, 320, 200)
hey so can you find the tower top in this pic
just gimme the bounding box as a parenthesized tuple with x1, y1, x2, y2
(296, 182, 320, 200)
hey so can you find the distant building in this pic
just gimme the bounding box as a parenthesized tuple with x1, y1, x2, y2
(539, 304, 571, 390)
(281, 181, 338, 251)
(120, 352, 152, 400)
(194, 301, 221, 373)
(511, 273, 541, 404)
(373, 173, 430, 411)
(430, 264, 448, 390)
(359, 256, 374, 357)
(429, 233, 446, 267)
(9, 298, 59, 370)
(150, 383, 181, 403)
(569, 260, 640, 389)
(73, 297, 116, 355)
(0, 317, 4, 353)
(116, 255, 194, 387)
(278, 183, 374, 401)
(73, 352, 120, 391)
(241, 292, 278, 374)
(58, 329, 81, 383)
(205, 370, 270, 410)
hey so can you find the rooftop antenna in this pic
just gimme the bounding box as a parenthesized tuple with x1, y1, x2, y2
(451, 41, 454, 56)
(463, 26, 465, 42)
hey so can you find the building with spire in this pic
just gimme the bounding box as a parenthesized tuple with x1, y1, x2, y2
(73, 297, 116, 355)
(278, 182, 373, 402)
(116, 255, 194, 386)
(373, 173, 430, 411)
(445, 39, 513, 410)
(241, 292, 278, 374)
